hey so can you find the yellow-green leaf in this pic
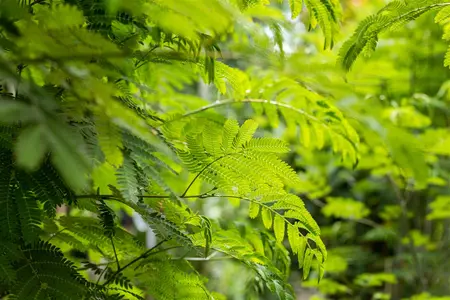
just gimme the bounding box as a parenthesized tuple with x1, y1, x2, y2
(96, 116, 123, 166)
(290, 0, 303, 19)
(297, 236, 307, 268)
(318, 263, 325, 282)
(234, 119, 258, 148)
(274, 214, 285, 243)
(312, 122, 325, 149)
(92, 162, 118, 193)
(249, 201, 260, 219)
(287, 223, 301, 254)
(222, 119, 239, 153)
(303, 248, 313, 279)
(262, 207, 273, 229)
(314, 250, 325, 281)
(299, 118, 311, 148)
(15, 125, 48, 171)
(45, 120, 90, 191)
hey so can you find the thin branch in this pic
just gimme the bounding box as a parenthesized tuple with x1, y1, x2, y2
(181, 154, 233, 197)
(135, 45, 159, 69)
(103, 239, 168, 286)
(166, 99, 320, 124)
(47, 228, 67, 242)
(95, 263, 110, 285)
(376, 3, 450, 37)
(133, 246, 182, 271)
(161, 98, 358, 154)
(172, 251, 223, 261)
(183, 256, 232, 261)
(110, 237, 120, 270)
(75, 193, 214, 200)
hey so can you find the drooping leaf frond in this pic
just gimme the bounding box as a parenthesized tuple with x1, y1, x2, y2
(3, 241, 91, 299)
(178, 119, 327, 276)
(338, 0, 450, 70)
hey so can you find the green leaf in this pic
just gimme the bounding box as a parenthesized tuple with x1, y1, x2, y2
(15, 125, 48, 171)
(200, 216, 212, 258)
(233, 119, 258, 149)
(0, 100, 33, 124)
(303, 248, 313, 279)
(298, 118, 311, 148)
(92, 162, 118, 193)
(290, 0, 303, 19)
(249, 201, 260, 219)
(221, 119, 239, 153)
(45, 120, 90, 191)
(354, 273, 397, 287)
(322, 197, 370, 220)
(297, 236, 307, 268)
(317, 260, 325, 283)
(435, 6, 450, 25)
(427, 196, 450, 220)
(262, 207, 273, 229)
(274, 214, 285, 243)
(287, 224, 301, 254)
(96, 115, 123, 166)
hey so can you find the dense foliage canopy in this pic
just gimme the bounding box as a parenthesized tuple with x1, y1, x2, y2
(0, 0, 449, 299)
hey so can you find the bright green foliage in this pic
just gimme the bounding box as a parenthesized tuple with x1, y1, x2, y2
(238, 0, 341, 49)
(354, 273, 398, 287)
(177, 119, 327, 277)
(302, 278, 350, 295)
(338, 0, 450, 70)
(322, 197, 370, 220)
(427, 196, 450, 220)
(408, 293, 450, 300)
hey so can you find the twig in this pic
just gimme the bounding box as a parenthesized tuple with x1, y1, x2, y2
(135, 45, 159, 69)
(110, 237, 120, 270)
(133, 246, 182, 270)
(96, 262, 110, 285)
(47, 228, 67, 242)
(75, 193, 212, 200)
(181, 155, 233, 197)
(172, 251, 223, 261)
(160, 98, 358, 154)
(103, 239, 168, 286)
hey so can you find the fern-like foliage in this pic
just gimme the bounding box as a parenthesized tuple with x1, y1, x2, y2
(191, 225, 295, 299)
(240, 0, 341, 49)
(338, 0, 450, 70)
(164, 72, 360, 167)
(303, 0, 342, 49)
(0, 146, 76, 244)
(1, 241, 91, 299)
(178, 119, 327, 279)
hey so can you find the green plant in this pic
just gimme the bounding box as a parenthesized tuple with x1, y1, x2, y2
(0, 0, 360, 299)
(339, 0, 450, 71)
